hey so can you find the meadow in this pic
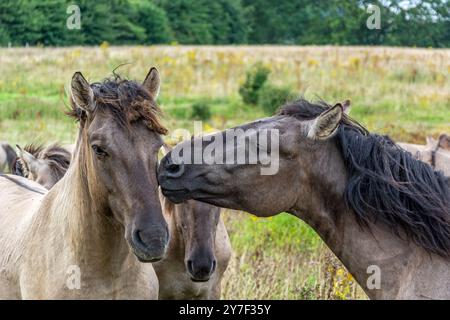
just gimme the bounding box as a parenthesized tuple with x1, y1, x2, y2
(0, 45, 449, 299)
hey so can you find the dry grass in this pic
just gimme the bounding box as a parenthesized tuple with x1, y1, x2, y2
(221, 248, 366, 300)
(220, 211, 367, 300)
(1, 45, 449, 142)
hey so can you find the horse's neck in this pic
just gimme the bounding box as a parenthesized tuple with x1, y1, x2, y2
(436, 149, 450, 176)
(163, 206, 185, 260)
(293, 203, 450, 299)
(308, 206, 413, 299)
(291, 141, 450, 299)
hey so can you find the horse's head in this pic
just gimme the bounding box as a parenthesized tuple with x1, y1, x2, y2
(69, 68, 169, 262)
(178, 201, 220, 282)
(158, 99, 351, 216)
(15, 144, 70, 189)
(160, 144, 220, 281)
(163, 197, 220, 282)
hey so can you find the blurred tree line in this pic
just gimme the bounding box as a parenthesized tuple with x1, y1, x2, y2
(0, 0, 448, 47)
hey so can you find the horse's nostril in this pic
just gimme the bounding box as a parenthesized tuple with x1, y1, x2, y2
(166, 162, 185, 178)
(187, 260, 194, 274)
(131, 228, 168, 263)
(134, 230, 144, 246)
(133, 230, 151, 250)
(165, 225, 170, 242)
(167, 163, 177, 172)
(187, 258, 215, 281)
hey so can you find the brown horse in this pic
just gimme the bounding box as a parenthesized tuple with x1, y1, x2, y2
(0, 68, 168, 299)
(398, 134, 450, 176)
(159, 98, 450, 299)
(14, 143, 232, 300)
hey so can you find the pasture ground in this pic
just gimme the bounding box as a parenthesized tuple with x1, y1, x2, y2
(1, 46, 449, 299)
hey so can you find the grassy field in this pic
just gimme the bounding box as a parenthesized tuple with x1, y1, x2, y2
(0, 45, 449, 299)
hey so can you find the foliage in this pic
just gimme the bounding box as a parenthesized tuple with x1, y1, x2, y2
(132, 1, 172, 44)
(242, 0, 450, 47)
(190, 101, 212, 121)
(158, 0, 248, 44)
(0, 0, 448, 47)
(238, 63, 271, 105)
(258, 84, 296, 115)
(0, 0, 172, 46)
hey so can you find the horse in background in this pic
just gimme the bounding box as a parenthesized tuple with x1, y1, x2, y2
(0, 142, 17, 173)
(154, 146, 231, 300)
(398, 133, 450, 176)
(14, 144, 71, 189)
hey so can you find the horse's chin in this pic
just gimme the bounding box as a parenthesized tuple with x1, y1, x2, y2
(189, 276, 210, 283)
(132, 248, 166, 263)
(136, 255, 163, 263)
(128, 239, 167, 263)
(160, 187, 192, 203)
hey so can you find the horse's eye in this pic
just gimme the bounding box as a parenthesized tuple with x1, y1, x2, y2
(92, 145, 107, 157)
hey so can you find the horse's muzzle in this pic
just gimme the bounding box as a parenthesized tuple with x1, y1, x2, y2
(130, 226, 169, 262)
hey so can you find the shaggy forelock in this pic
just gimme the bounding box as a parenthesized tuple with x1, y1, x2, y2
(67, 74, 167, 135)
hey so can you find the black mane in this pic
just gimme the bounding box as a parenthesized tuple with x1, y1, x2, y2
(279, 99, 450, 257)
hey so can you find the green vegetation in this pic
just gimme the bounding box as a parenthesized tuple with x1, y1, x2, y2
(238, 63, 271, 105)
(190, 101, 212, 121)
(159, 0, 248, 44)
(258, 84, 296, 115)
(0, 0, 449, 47)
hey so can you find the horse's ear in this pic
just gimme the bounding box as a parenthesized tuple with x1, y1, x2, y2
(307, 103, 343, 140)
(16, 145, 38, 176)
(341, 99, 351, 114)
(438, 134, 450, 150)
(71, 72, 94, 113)
(161, 143, 172, 156)
(143, 67, 160, 99)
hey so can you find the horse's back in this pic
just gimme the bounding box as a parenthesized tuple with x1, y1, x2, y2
(0, 175, 45, 256)
(397, 142, 425, 154)
(0, 175, 46, 298)
(397, 142, 450, 176)
(0, 174, 46, 212)
(0, 174, 46, 239)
